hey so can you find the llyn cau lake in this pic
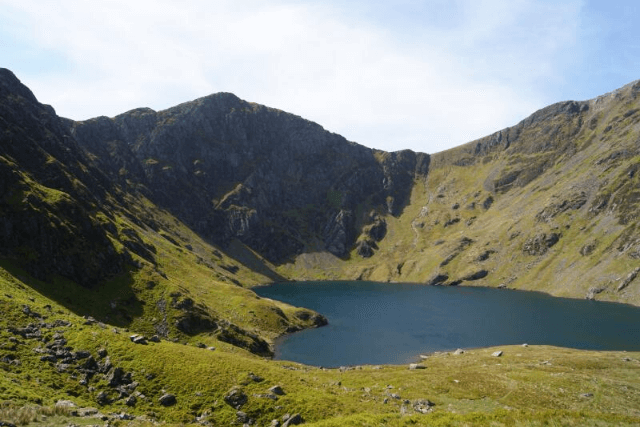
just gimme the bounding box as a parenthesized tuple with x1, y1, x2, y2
(255, 281, 640, 367)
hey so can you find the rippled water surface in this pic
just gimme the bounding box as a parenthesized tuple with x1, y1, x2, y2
(254, 281, 640, 366)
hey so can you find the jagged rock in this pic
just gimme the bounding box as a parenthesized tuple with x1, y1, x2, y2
(224, 388, 248, 409)
(107, 367, 125, 387)
(96, 391, 110, 406)
(269, 385, 285, 395)
(282, 413, 304, 426)
(586, 287, 605, 300)
(248, 372, 264, 382)
(463, 270, 488, 281)
(523, 233, 561, 256)
(97, 348, 108, 358)
(453, 349, 465, 355)
(236, 411, 251, 424)
(158, 393, 177, 406)
(426, 274, 449, 286)
(129, 335, 148, 345)
(356, 240, 376, 258)
(618, 267, 640, 292)
(409, 363, 426, 370)
(412, 399, 435, 414)
(74, 350, 91, 360)
(492, 351, 503, 357)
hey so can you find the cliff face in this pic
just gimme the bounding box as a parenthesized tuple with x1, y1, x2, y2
(2, 66, 640, 306)
(70, 93, 430, 263)
(0, 69, 126, 286)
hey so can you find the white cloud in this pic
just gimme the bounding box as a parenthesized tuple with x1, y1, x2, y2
(1, 0, 584, 153)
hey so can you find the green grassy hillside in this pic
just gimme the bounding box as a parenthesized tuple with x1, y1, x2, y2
(2, 68, 640, 425)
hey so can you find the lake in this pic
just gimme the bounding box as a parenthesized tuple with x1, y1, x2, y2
(254, 281, 640, 367)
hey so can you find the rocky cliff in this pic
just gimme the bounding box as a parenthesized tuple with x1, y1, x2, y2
(70, 94, 429, 263)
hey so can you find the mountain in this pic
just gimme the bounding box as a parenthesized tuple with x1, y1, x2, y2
(1, 67, 640, 425)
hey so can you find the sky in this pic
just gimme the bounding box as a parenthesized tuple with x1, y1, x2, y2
(1, 0, 639, 154)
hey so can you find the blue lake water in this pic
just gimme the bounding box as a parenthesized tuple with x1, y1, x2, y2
(254, 281, 640, 367)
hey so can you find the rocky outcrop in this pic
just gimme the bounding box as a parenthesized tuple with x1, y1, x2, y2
(70, 94, 430, 262)
(0, 69, 126, 287)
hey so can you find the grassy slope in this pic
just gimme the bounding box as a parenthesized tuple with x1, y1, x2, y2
(3, 81, 640, 425)
(2, 267, 640, 426)
(298, 81, 640, 307)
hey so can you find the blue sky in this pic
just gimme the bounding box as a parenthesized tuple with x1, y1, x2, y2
(1, 0, 639, 154)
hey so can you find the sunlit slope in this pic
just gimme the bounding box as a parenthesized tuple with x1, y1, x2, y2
(303, 80, 640, 305)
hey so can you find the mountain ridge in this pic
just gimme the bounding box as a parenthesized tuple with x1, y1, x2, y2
(2, 67, 640, 425)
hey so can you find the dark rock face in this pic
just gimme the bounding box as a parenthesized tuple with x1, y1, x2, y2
(70, 94, 430, 262)
(523, 233, 561, 256)
(0, 68, 125, 287)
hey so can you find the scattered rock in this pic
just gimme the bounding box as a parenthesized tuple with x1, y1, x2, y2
(97, 348, 108, 358)
(453, 349, 465, 355)
(617, 267, 640, 292)
(586, 286, 605, 300)
(96, 391, 110, 406)
(248, 372, 264, 382)
(409, 363, 426, 370)
(129, 335, 148, 345)
(522, 343, 529, 347)
(125, 395, 137, 406)
(269, 385, 285, 395)
(149, 335, 161, 343)
(492, 351, 503, 357)
(463, 270, 488, 281)
(412, 399, 435, 414)
(523, 233, 561, 256)
(224, 388, 248, 409)
(426, 274, 449, 286)
(236, 411, 251, 424)
(580, 393, 594, 398)
(282, 413, 303, 426)
(158, 393, 177, 406)
(74, 350, 91, 360)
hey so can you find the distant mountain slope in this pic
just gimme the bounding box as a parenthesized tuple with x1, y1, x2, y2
(70, 95, 429, 263)
(1, 65, 639, 312)
(333, 80, 640, 305)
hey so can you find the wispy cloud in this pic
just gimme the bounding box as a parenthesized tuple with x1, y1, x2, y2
(1, 0, 586, 153)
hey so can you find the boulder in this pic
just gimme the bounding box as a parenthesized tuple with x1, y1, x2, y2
(282, 413, 303, 426)
(158, 393, 177, 406)
(224, 388, 248, 409)
(492, 351, 503, 357)
(269, 385, 286, 395)
(412, 399, 435, 414)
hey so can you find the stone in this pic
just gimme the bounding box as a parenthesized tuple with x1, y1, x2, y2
(269, 385, 285, 395)
(492, 351, 503, 357)
(96, 391, 110, 406)
(617, 267, 640, 292)
(107, 367, 125, 387)
(149, 335, 161, 343)
(248, 372, 264, 382)
(158, 393, 177, 406)
(282, 413, 303, 426)
(74, 350, 91, 360)
(412, 399, 435, 414)
(236, 411, 251, 424)
(125, 395, 137, 406)
(97, 348, 108, 358)
(224, 388, 248, 409)
(409, 363, 426, 370)
(453, 348, 465, 355)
